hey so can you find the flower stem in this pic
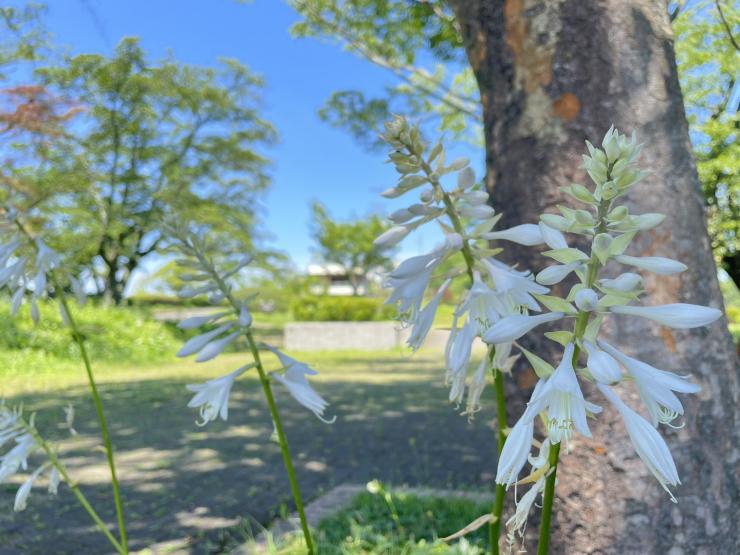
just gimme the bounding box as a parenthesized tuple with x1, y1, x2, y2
(489, 363, 507, 554)
(59, 294, 128, 553)
(244, 329, 315, 555)
(23, 420, 125, 554)
(10, 214, 128, 550)
(536, 194, 610, 553)
(536, 441, 561, 555)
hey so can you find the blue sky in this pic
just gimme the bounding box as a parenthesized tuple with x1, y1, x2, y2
(36, 0, 482, 274)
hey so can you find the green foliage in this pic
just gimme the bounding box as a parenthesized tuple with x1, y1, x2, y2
(289, 0, 480, 148)
(310, 201, 394, 294)
(292, 295, 395, 321)
(0, 299, 180, 372)
(0, 3, 47, 75)
(23, 38, 274, 303)
(674, 2, 739, 284)
(269, 489, 489, 554)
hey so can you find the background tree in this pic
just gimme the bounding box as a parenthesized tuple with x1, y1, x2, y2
(446, 1, 738, 552)
(289, 0, 480, 148)
(674, 1, 739, 285)
(35, 38, 275, 304)
(309, 201, 394, 295)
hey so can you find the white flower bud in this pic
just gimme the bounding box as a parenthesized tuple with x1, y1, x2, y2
(574, 288, 599, 312)
(374, 225, 410, 247)
(615, 255, 687, 275)
(481, 224, 544, 246)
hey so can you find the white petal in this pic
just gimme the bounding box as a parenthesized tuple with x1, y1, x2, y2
(536, 262, 582, 286)
(539, 222, 568, 250)
(615, 255, 687, 275)
(583, 341, 622, 384)
(610, 303, 722, 329)
(195, 331, 240, 363)
(374, 225, 410, 247)
(483, 312, 564, 344)
(177, 323, 234, 357)
(177, 311, 228, 330)
(481, 224, 544, 246)
(574, 288, 599, 312)
(495, 417, 534, 487)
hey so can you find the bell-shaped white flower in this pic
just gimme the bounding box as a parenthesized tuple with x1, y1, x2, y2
(481, 224, 544, 246)
(266, 346, 335, 423)
(14, 465, 44, 512)
(496, 417, 535, 487)
(597, 384, 680, 501)
(615, 255, 687, 275)
(464, 357, 488, 417)
(407, 279, 451, 351)
(574, 288, 599, 312)
(0, 433, 36, 483)
(598, 272, 642, 293)
(177, 323, 235, 358)
(483, 259, 548, 311)
(446, 318, 475, 376)
(536, 262, 582, 286)
(506, 476, 546, 540)
(528, 344, 598, 444)
(483, 312, 564, 344)
(373, 225, 410, 247)
(598, 340, 700, 426)
(583, 341, 621, 384)
(610, 303, 722, 329)
(539, 222, 568, 250)
(186, 365, 250, 426)
(457, 272, 507, 336)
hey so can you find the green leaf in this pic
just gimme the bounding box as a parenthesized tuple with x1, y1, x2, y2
(543, 248, 590, 264)
(583, 313, 604, 342)
(532, 294, 577, 314)
(608, 231, 636, 257)
(518, 345, 555, 378)
(544, 331, 574, 346)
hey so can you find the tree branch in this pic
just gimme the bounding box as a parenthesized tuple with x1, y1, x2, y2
(715, 0, 740, 52)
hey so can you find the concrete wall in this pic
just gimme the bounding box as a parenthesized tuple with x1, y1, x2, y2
(283, 322, 463, 351)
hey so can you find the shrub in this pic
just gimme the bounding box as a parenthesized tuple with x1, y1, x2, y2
(292, 296, 396, 322)
(0, 299, 181, 371)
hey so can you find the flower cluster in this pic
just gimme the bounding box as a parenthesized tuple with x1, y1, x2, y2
(0, 211, 89, 328)
(377, 116, 570, 418)
(0, 404, 64, 512)
(495, 127, 721, 534)
(169, 228, 334, 426)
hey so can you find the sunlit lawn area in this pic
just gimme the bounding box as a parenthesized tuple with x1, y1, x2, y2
(0, 347, 498, 553)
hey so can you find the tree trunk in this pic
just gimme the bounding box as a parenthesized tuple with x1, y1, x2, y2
(449, 1, 739, 553)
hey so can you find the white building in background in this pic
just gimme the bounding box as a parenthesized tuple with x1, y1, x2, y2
(307, 263, 384, 296)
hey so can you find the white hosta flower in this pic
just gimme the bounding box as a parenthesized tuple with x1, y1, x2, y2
(48, 466, 61, 495)
(464, 357, 488, 417)
(496, 417, 535, 487)
(615, 255, 687, 275)
(597, 384, 680, 501)
(599, 272, 642, 293)
(483, 259, 548, 311)
(574, 288, 599, 312)
(492, 341, 520, 373)
(407, 279, 451, 351)
(457, 167, 476, 190)
(528, 344, 599, 444)
(14, 465, 44, 512)
(0, 433, 37, 483)
(598, 340, 700, 426)
(461, 190, 489, 204)
(458, 204, 495, 220)
(539, 222, 568, 250)
(506, 476, 546, 540)
(536, 262, 582, 286)
(611, 303, 722, 329)
(483, 312, 564, 344)
(266, 346, 335, 423)
(446, 318, 475, 376)
(458, 272, 507, 336)
(194, 331, 240, 363)
(186, 365, 250, 426)
(582, 341, 621, 384)
(177, 311, 228, 330)
(177, 323, 235, 358)
(481, 224, 544, 246)
(373, 225, 410, 247)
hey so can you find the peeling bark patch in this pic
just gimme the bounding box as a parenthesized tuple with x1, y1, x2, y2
(660, 327, 677, 353)
(553, 92, 580, 120)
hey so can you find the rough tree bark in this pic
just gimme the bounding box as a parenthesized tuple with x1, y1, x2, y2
(448, 1, 739, 553)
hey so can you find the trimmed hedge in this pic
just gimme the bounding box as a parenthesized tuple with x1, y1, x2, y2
(292, 296, 396, 322)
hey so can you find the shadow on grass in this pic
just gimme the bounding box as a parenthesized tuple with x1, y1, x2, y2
(0, 356, 523, 554)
